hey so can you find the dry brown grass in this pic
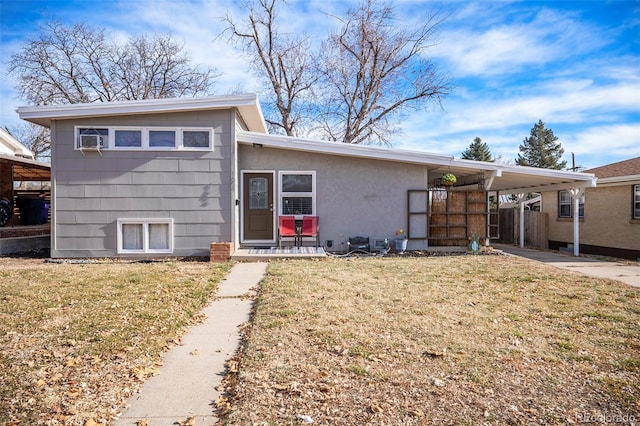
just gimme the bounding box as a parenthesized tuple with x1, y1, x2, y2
(222, 255, 640, 425)
(0, 257, 231, 425)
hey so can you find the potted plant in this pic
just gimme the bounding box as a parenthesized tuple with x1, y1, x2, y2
(441, 173, 457, 186)
(394, 229, 408, 253)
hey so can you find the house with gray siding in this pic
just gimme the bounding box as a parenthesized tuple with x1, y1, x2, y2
(17, 94, 597, 258)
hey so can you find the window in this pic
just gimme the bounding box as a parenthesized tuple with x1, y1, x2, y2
(249, 177, 268, 209)
(183, 130, 210, 148)
(77, 128, 108, 149)
(558, 190, 584, 218)
(117, 219, 173, 254)
(114, 129, 142, 148)
(149, 130, 176, 148)
(559, 191, 572, 217)
(634, 185, 640, 219)
(75, 126, 212, 151)
(279, 171, 316, 216)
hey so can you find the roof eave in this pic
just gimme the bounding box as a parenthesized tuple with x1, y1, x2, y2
(238, 130, 457, 165)
(0, 128, 35, 158)
(596, 174, 640, 185)
(0, 152, 51, 169)
(17, 94, 268, 133)
(237, 130, 597, 193)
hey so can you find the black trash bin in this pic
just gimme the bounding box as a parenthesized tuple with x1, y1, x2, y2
(17, 197, 47, 225)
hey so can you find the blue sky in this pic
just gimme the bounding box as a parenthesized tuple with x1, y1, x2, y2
(1, 0, 638, 169)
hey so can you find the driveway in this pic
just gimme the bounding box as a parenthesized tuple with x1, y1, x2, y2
(493, 244, 640, 288)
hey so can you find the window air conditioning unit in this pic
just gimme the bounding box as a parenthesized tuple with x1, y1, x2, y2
(79, 134, 104, 150)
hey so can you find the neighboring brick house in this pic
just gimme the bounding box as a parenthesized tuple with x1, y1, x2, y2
(542, 157, 640, 260)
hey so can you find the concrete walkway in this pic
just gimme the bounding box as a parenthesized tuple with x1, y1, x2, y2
(114, 262, 268, 426)
(494, 244, 640, 288)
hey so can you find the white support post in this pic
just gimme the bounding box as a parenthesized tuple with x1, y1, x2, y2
(569, 188, 584, 257)
(517, 193, 525, 248)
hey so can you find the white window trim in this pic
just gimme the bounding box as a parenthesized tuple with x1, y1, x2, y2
(74, 126, 213, 151)
(559, 190, 584, 218)
(112, 127, 144, 149)
(76, 127, 108, 150)
(117, 218, 174, 254)
(278, 170, 316, 218)
(634, 184, 640, 220)
(181, 129, 214, 150)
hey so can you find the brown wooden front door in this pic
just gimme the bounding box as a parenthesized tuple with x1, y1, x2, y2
(243, 172, 274, 241)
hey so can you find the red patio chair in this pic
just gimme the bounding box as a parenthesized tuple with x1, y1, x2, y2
(300, 216, 319, 247)
(278, 215, 298, 248)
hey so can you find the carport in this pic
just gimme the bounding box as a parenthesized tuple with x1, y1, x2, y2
(0, 153, 51, 237)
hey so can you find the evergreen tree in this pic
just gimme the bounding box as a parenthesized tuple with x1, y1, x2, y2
(461, 137, 493, 161)
(516, 120, 567, 169)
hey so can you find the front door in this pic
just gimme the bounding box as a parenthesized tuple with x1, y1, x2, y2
(243, 172, 274, 241)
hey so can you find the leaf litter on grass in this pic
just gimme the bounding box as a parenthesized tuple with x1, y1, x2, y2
(0, 257, 231, 425)
(221, 256, 640, 425)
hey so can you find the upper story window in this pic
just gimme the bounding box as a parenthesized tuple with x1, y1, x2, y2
(149, 130, 176, 148)
(75, 126, 212, 151)
(279, 171, 316, 217)
(76, 128, 108, 149)
(114, 129, 142, 148)
(634, 185, 640, 219)
(183, 130, 210, 148)
(558, 190, 584, 218)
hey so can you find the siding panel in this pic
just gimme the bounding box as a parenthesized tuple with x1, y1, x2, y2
(52, 110, 234, 258)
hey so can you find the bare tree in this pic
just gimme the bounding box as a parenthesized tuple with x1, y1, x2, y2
(113, 34, 215, 100)
(9, 20, 217, 105)
(318, 0, 451, 145)
(224, 0, 317, 136)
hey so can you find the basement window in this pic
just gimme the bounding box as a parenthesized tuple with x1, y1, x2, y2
(117, 218, 173, 254)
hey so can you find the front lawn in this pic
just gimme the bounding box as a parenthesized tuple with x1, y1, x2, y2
(221, 255, 640, 425)
(0, 257, 231, 425)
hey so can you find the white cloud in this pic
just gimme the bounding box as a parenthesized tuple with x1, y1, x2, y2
(396, 73, 640, 167)
(431, 4, 605, 78)
(403, 76, 640, 140)
(436, 27, 548, 76)
(563, 124, 640, 167)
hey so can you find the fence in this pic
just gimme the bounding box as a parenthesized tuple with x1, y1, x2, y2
(498, 209, 548, 250)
